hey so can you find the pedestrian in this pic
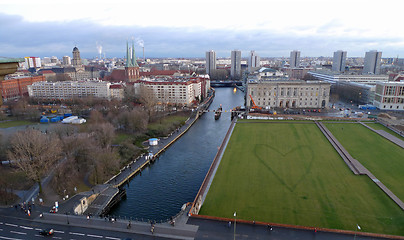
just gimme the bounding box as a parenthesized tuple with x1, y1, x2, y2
(228, 221, 231, 228)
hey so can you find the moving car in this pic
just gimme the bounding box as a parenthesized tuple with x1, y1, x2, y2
(39, 228, 54, 236)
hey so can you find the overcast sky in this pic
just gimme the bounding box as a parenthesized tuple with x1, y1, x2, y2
(1, 0, 403, 59)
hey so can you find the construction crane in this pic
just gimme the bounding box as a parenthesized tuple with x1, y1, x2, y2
(249, 95, 262, 110)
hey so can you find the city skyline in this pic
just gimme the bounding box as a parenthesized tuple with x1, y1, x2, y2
(1, 0, 404, 58)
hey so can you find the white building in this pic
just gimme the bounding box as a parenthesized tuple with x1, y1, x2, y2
(23, 57, 41, 69)
(205, 50, 216, 76)
(289, 50, 300, 68)
(247, 79, 330, 109)
(363, 50, 382, 74)
(28, 79, 115, 100)
(308, 71, 389, 84)
(63, 56, 72, 66)
(134, 76, 210, 106)
(248, 50, 260, 72)
(230, 50, 241, 79)
(332, 50, 347, 72)
(373, 82, 404, 110)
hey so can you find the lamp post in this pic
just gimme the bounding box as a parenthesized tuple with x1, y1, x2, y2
(233, 212, 236, 240)
(354, 224, 360, 240)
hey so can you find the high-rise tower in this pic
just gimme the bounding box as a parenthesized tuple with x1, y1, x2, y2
(332, 50, 347, 72)
(363, 50, 382, 74)
(248, 50, 260, 72)
(290, 50, 300, 68)
(231, 50, 241, 79)
(125, 41, 140, 82)
(205, 50, 216, 76)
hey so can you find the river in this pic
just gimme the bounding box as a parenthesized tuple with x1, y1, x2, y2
(109, 87, 245, 221)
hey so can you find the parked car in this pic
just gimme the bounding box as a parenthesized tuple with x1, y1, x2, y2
(39, 228, 54, 236)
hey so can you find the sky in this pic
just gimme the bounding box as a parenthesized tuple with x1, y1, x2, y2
(1, 0, 404, 59)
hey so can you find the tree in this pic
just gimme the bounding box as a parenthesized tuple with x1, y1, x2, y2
(138, 84, 158, 120)
(116, 108, 148, 134)
(7, 129, 62, 193)
(86, 122, 115, 149)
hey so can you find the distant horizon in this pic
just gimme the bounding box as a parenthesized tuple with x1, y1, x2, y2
(2, 0, 404, 59)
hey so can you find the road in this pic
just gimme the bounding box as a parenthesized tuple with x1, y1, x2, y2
(0, 215, 173, 240)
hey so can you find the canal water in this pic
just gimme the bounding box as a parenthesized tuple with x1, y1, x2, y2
(109, 87, 245, 221)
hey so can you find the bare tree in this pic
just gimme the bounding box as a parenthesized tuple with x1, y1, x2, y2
(86, 122, 115, 149)
(7, 129, 62, 193)
(138, 84, 158, 120)
(116, 108, 148, 134)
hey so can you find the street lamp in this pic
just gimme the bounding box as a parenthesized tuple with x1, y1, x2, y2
(66, 212, 69, 224)
(233, 212, 236, 240)
(354, 224, 360, 240)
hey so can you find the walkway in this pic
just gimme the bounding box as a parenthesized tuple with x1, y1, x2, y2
(316, 121, 404, 211)
(359, 121, 404, 149)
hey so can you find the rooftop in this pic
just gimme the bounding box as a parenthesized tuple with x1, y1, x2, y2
(0, 57, 24, 63)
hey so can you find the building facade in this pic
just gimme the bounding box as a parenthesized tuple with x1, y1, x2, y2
(363, 50, 382, 74)
(230, 50, 241, 79)
(205, 50, 216, 76)
(247, 79, 330, 109)
(0, 76, 45, 102)
(248, 50, 260, 72)
(373, 82, 404, 110)
(134, 76, 210, 106)
(289, 50, 300, 68)
(28, 79, 114, 100)
(332, 50, 347, 72)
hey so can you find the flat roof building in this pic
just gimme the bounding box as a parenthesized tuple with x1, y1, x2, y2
(374, 81, 404, 110)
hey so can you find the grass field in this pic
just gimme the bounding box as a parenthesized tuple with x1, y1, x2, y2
(0, 120, 32, 128)
(325, 123, 404, 201)
(199, 122, 404, 235)
(363, 122, 404, 140)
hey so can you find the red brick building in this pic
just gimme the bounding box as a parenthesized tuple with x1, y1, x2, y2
(0, 75, 45, 101)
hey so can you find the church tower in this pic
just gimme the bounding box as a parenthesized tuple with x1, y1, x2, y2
(72, 46, 82, 67)
(125, 41, 140, 82)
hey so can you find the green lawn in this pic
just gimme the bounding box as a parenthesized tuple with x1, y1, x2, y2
(363, 122, 404, 140)
(325, 123, 404, 201)
(0, 120, 32, 128)
(200, 122, 404, 235)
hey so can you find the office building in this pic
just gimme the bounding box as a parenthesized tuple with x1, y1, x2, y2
(290, 50, 300, 68)
(230, 50, 241, 79)
(363, 50, 382, 74)
(205, 50, 216, 76)
(63, 56, 71, 65)
(332, 50, 347, 72)
(373, 82, 404, 110)
(248, 51, 260, 72)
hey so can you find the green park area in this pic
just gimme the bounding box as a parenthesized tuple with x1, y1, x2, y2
(0, 120, 32, 128)
(363, 122, 404, 140)
(325, 123, 404, 201)
(199, 122, 404, 235)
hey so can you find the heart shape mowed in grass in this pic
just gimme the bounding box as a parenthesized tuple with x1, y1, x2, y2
(254, 144, 314, 192)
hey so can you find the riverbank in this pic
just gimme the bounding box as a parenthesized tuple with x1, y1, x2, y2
(58, 90, 216, 218)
